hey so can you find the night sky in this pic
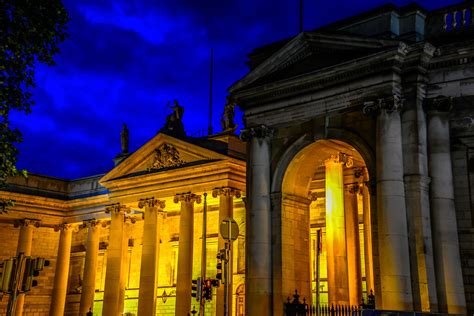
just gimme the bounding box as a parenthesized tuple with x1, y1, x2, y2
(10, 0, 459, 179)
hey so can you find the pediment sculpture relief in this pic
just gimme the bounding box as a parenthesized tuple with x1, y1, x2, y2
(149, 144, 185, 170)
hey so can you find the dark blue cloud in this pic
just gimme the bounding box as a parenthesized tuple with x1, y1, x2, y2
(9, 0, 462, 179)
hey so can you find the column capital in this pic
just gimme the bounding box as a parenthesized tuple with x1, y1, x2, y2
(54, 223, 72, 232)
(82, 218, 99, 229)
(212, 187, 242, 198)
(424, 95, 453, 114)
(173, 192, 202, 204)
(240, 125, 274, 141)
(14, 218, 41, 228)
(324, 153, 353, 167)
(362, 94, 404, 116)
(105, 203, 131, 214)
(344, 184, 361, 195)
(138, 197, 166, 209)
(308, 191, 318, 201)
(451, 116, 474, 129)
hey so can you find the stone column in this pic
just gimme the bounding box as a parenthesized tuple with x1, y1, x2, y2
(79, 219, 100, 315)
(325, 154, 349, 306)
(426, 97, 466, 314)
(363, 95, 413, 310)
(401, 89, 438, 312)
(241, 125, 273, 316)
(14, 219, 37, 316)
(174, 193, 201, 316)
(344, 183, 362, 307)
(213, 187, 241, 316)
(137, 197, 166, 316)
(50, 224, 73, 316)
(103, 203, 130, 316)
(359, 170, 375, 295)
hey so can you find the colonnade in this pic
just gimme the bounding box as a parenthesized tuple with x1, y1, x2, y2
(10, 189, 241, 315)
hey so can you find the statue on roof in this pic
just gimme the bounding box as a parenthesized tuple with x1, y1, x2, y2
(221, 96, 237, 131)
(161, 100, 186, 136)
(168, 99, 184, 121)
(121, 123, 129, 154)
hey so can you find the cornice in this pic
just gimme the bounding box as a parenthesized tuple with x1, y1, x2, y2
(234, 44, 406, 110)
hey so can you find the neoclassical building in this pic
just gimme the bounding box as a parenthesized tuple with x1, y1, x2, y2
(1, 1, 474, 316)
(229, 1, 474, 315)
(0, 129, 247, 315)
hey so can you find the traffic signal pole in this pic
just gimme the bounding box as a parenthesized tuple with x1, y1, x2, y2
(223, 241, 230, 316)
(200, 193, 208, 316)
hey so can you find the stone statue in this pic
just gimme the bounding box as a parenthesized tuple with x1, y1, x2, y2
(168, 100, 184, 121)
(161, 100, 186, 136)
(221, 96, 236, 131)
(121, 123, 129, 154)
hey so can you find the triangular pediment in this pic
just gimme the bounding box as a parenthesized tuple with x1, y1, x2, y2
(229, 31, 400, 93)
(100, 133, 231, 183)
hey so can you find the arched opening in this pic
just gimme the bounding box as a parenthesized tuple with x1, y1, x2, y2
(280, 139, 374, 308)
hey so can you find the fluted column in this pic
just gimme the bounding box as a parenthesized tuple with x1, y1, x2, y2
(138, 197, 166, 316)
(213, 187, 241, 316)
(241, 125, 273, 316)
(103, 203, 130, 316)
(344, 183, 362, 307)
(364, 95, 413, 310)
(14, 219, 37, 316)
(50, 224, 73, 316)
(426, 97, 466, 314)
(79, 219, 100, 315)
(325, 154, 349, 306)
(174, 193, 201, 316)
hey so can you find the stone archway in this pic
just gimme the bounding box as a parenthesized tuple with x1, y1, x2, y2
(276, 138, 375, 309)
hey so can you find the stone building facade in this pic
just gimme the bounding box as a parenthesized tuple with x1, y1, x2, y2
(0, 132, 247, 315)
(1, 2, 474, 316)
(229, 1, 474, 316)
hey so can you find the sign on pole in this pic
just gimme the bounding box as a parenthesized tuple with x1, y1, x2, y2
(219, 218, 239, 241)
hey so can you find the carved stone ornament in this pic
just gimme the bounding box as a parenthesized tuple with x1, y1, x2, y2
(308, 191, 318, 201)
(451, 116, 474, 129)
(81, 219, 99, 230)
(173, 192, 202, 204)
(424, 96, 453, 113)
(138, 197, 166, 209)
(324, 153, 353, 167)
(14, 218, 41, 228)
(212, 187, 242, 198)
(105, 203, 131, 214)
(346, 184, 360, 195)
(240, 125, 274, 142)
(54, 223, 72, 232)
(362, 94, 404, 116)
(149, 143, 185, 170)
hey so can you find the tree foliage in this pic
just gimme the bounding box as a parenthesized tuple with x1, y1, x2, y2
(0, 0, 69, 188)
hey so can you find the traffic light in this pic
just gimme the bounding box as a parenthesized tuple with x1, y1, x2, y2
(203, 279, 212, 301)
(191, 277, 202, 301)
(216, 249, 226, 281)
(21, 257, 50, 292)
(216, 261, 222, 281)
(1, 258, 15, 293)
(211, 279, 219, 287)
